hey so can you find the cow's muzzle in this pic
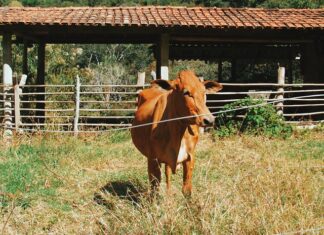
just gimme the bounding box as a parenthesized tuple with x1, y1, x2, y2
(202, 115, 215, 126)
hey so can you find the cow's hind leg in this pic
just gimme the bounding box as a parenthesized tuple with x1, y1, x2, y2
(165, 164, 172, 193)
(148, 158, 161, 195)
(182, 156, 194, 197)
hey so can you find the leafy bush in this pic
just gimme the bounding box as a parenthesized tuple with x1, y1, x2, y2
(215, 97, 292, 138)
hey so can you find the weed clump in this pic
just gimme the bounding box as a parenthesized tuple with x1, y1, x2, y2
(215, 97, 292, 138)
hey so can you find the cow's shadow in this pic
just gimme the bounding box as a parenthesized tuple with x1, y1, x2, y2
(94, 180, 147, 209)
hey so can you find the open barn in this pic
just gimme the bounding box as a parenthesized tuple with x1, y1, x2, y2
(0, 6, 324, 133)
(0, 5, 324, 234)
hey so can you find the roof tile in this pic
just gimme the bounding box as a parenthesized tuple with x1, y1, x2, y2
(0, 6, 323, 30)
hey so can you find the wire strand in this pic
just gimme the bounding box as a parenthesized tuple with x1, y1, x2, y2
(3, 93, 324, 134)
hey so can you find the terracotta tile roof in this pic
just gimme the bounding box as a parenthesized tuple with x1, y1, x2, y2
(0, 6, 324, 29)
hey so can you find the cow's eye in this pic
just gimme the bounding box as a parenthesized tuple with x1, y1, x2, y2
(183, 89, 191, 96)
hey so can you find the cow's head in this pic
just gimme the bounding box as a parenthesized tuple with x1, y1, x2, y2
(152, 70, 222, 126)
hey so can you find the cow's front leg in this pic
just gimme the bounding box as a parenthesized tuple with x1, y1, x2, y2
(148, 158, 161, 194)
(182, 156, 194, 197)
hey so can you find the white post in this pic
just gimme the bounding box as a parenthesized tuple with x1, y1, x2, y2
(276, 67, 285, 116)
(3, 64, 13, 140)
(150, 70, 156, 80)
(74, 75, 80, 137)
(19, 74, 28, 87)
(136, 72, 145, 109)
(137, 72, 145, 86)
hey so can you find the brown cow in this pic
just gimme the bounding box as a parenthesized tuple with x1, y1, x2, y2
(131, 70, 222, 196)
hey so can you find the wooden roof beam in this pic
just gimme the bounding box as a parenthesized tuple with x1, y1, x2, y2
(170, 36, 313, 44)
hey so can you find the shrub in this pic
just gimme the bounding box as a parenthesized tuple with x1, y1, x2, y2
(215, 97, 292, 138)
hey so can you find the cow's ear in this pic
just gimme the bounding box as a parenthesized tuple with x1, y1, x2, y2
(151, 80, 175, 90)
(203, 81, 223, 93)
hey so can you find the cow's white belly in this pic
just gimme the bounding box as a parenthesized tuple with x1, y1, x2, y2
(177, 140, 188, 163)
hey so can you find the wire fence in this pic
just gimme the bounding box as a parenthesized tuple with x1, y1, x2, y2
(209, 82, 324, 124)
(1, 79, 324, 134)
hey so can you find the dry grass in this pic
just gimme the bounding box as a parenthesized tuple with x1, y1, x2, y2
(0, 130, 323, 234)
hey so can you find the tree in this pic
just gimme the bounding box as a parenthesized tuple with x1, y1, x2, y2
(8, 0, 23, 6)
(194, 0, 230, 7)
(228, 0, 323, 8)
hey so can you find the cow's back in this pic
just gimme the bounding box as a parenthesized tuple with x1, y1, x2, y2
(137, 86, 164, 107)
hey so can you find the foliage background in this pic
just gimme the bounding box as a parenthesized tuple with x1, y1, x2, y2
(1, 0, 324, 8)
(215, 97, 293, 138)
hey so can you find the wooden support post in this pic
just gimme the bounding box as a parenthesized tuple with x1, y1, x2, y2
(231, 59, 237, 82)
(21, 41, 29, 120)
(2, 33, 13, 143)
(36, 42, 45, 124)
(74, 75, 80, 137)
(2, 33, 12, 75)
(301, 42, 321, 83)
(23, 41, 28, 75)
(276, 66, 285, 116)
(218, 60, 223, 82)
(288, 59, 293, 84)
(156, 34, 169, 80)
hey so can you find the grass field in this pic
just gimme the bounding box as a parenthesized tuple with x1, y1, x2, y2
(0, 130, 323, 234)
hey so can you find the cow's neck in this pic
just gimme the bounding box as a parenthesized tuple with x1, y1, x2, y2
(166, 92, 188, 140)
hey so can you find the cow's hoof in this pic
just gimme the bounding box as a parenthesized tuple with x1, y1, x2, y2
(182, 188, 192, 198)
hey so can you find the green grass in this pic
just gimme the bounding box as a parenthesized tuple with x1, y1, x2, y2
(285, 140, 324, 160)
(0, 131, 323, 234)
(0, 148, 64, 213)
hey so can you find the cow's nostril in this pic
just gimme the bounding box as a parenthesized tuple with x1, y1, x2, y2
(203, 119, 210, 125)
(203, 117, 214, 126)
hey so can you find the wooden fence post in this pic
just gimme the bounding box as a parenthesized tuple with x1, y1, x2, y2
(74, 75, 80, 136)
(14, 80, 21, 133)
(3, 64, 13, 143)
(19, 74, 28, 127)
(276, 66, 285, 116)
